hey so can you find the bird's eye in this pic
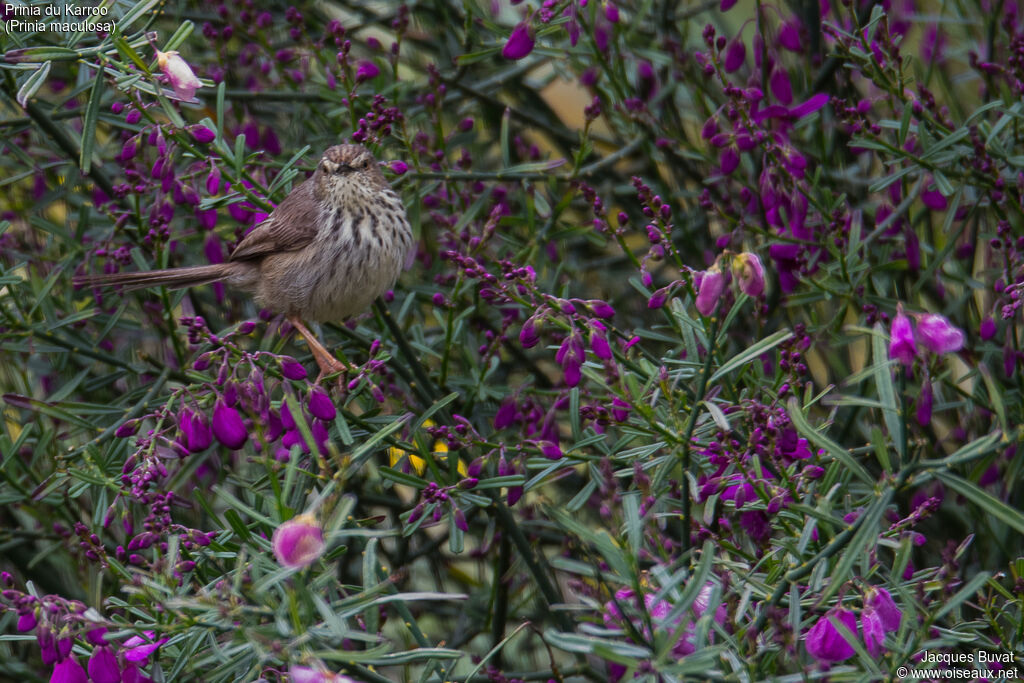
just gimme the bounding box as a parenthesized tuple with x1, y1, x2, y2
(359, 158, 370, 170)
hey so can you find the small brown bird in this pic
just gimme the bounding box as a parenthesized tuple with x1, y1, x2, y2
(76, 144, 414, 377)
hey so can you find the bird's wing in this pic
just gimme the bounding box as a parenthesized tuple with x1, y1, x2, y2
(229, 179, 320, 261)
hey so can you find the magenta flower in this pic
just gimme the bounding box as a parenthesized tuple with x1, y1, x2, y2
(280, 357, 308, 380)
(861, 586, 902, 656)
(769, 67, 793, 104)
(308, 387, 337, 421)
(355, 60, 379, 82)
(916, 314, 964, 355)
(604, 581, 726, 658)
(695, 267, 725, 316)
(16, 610, 36, 631)
(778, 20, 802, 52)
(123, 632, 167, 663)
(188, 125, 216, 143)
(921, 187, 948, 211)
(587, 299, 615, 318)
(723, 38, 745, 72)
(805, 608, 858, 662)
(156, 50, 201, 101)
(502, 22, 535, 60)
(733, 252, 765, 297)
(273, 512, 326, 569)
(916, 380, 933, 426)
(87, 646, 120, 683)
(212, 399, 248, 450)
(719, 146, 740, 175)
(388, 160, 409, 175)
(980, 317, 996, 340)
(50, 657, 88, 683)
(888, 307, 917, 366)
(178, 408, 213, 453)
(290, 664, 356, 683)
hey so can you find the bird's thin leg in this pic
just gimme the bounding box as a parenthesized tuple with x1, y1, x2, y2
(287, 316, 352, 379)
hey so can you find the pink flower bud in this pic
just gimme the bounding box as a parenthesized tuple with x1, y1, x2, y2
(502, 22, 535, 60)
(733, 252, 765, 297)
(273, 512, 325, 569)
(695, 267, 725, 316)
(916, 314, 964, 355)
(156, 50, 202, 101)
(388, 160, 408, 175)
(212, 399, 247, 449)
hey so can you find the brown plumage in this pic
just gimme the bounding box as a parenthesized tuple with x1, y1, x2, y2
(75, 144, 414, 376)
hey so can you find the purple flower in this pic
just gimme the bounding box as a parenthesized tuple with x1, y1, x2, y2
(916, 313, 964, 355)
(50, 657, 88, 683)
(695, 267, 725, 316)
(556, 332, 585, 387)
(272, 512, 326, 569)
(590, 322, 613, 360)
(519, 318, 541, 348)
(355, 60, 379, 82)
(494, 400, 516, 429)
(921, 187, 948, 211)
(212, 399, 248, 449)
(723, 38, 745, 72)
(281, 357, 308, 380)
(720, 147, 740, 175)
(587, 299, 615, 318)
(188, 125, 216, 143)
(769, 67, 793, 104)
(178, 409, 213, 453)
(123, 632, 167, 663)
(778, 20, 802, 52)
(733, 252, 765, 297)
(805, 608, 858, 663)
(87, 647, 120, 683)
(788, 93, 829, 119)
(862, 587, 902, 656)
(156, 50, 201, 101)
(916, 380, 933, 426)
(388, 160, 409, 175)
(16, 610, 37, 631)
(290, 664, 356, 683)
(539, 440, 563, 460)
(888, 307, 917, 366)
(502, 22, 535, 60)
(980, 317, 996, 340)
(308, 387, 337, 421)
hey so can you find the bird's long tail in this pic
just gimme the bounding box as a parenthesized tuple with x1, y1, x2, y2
(73, 264, 232, 292)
